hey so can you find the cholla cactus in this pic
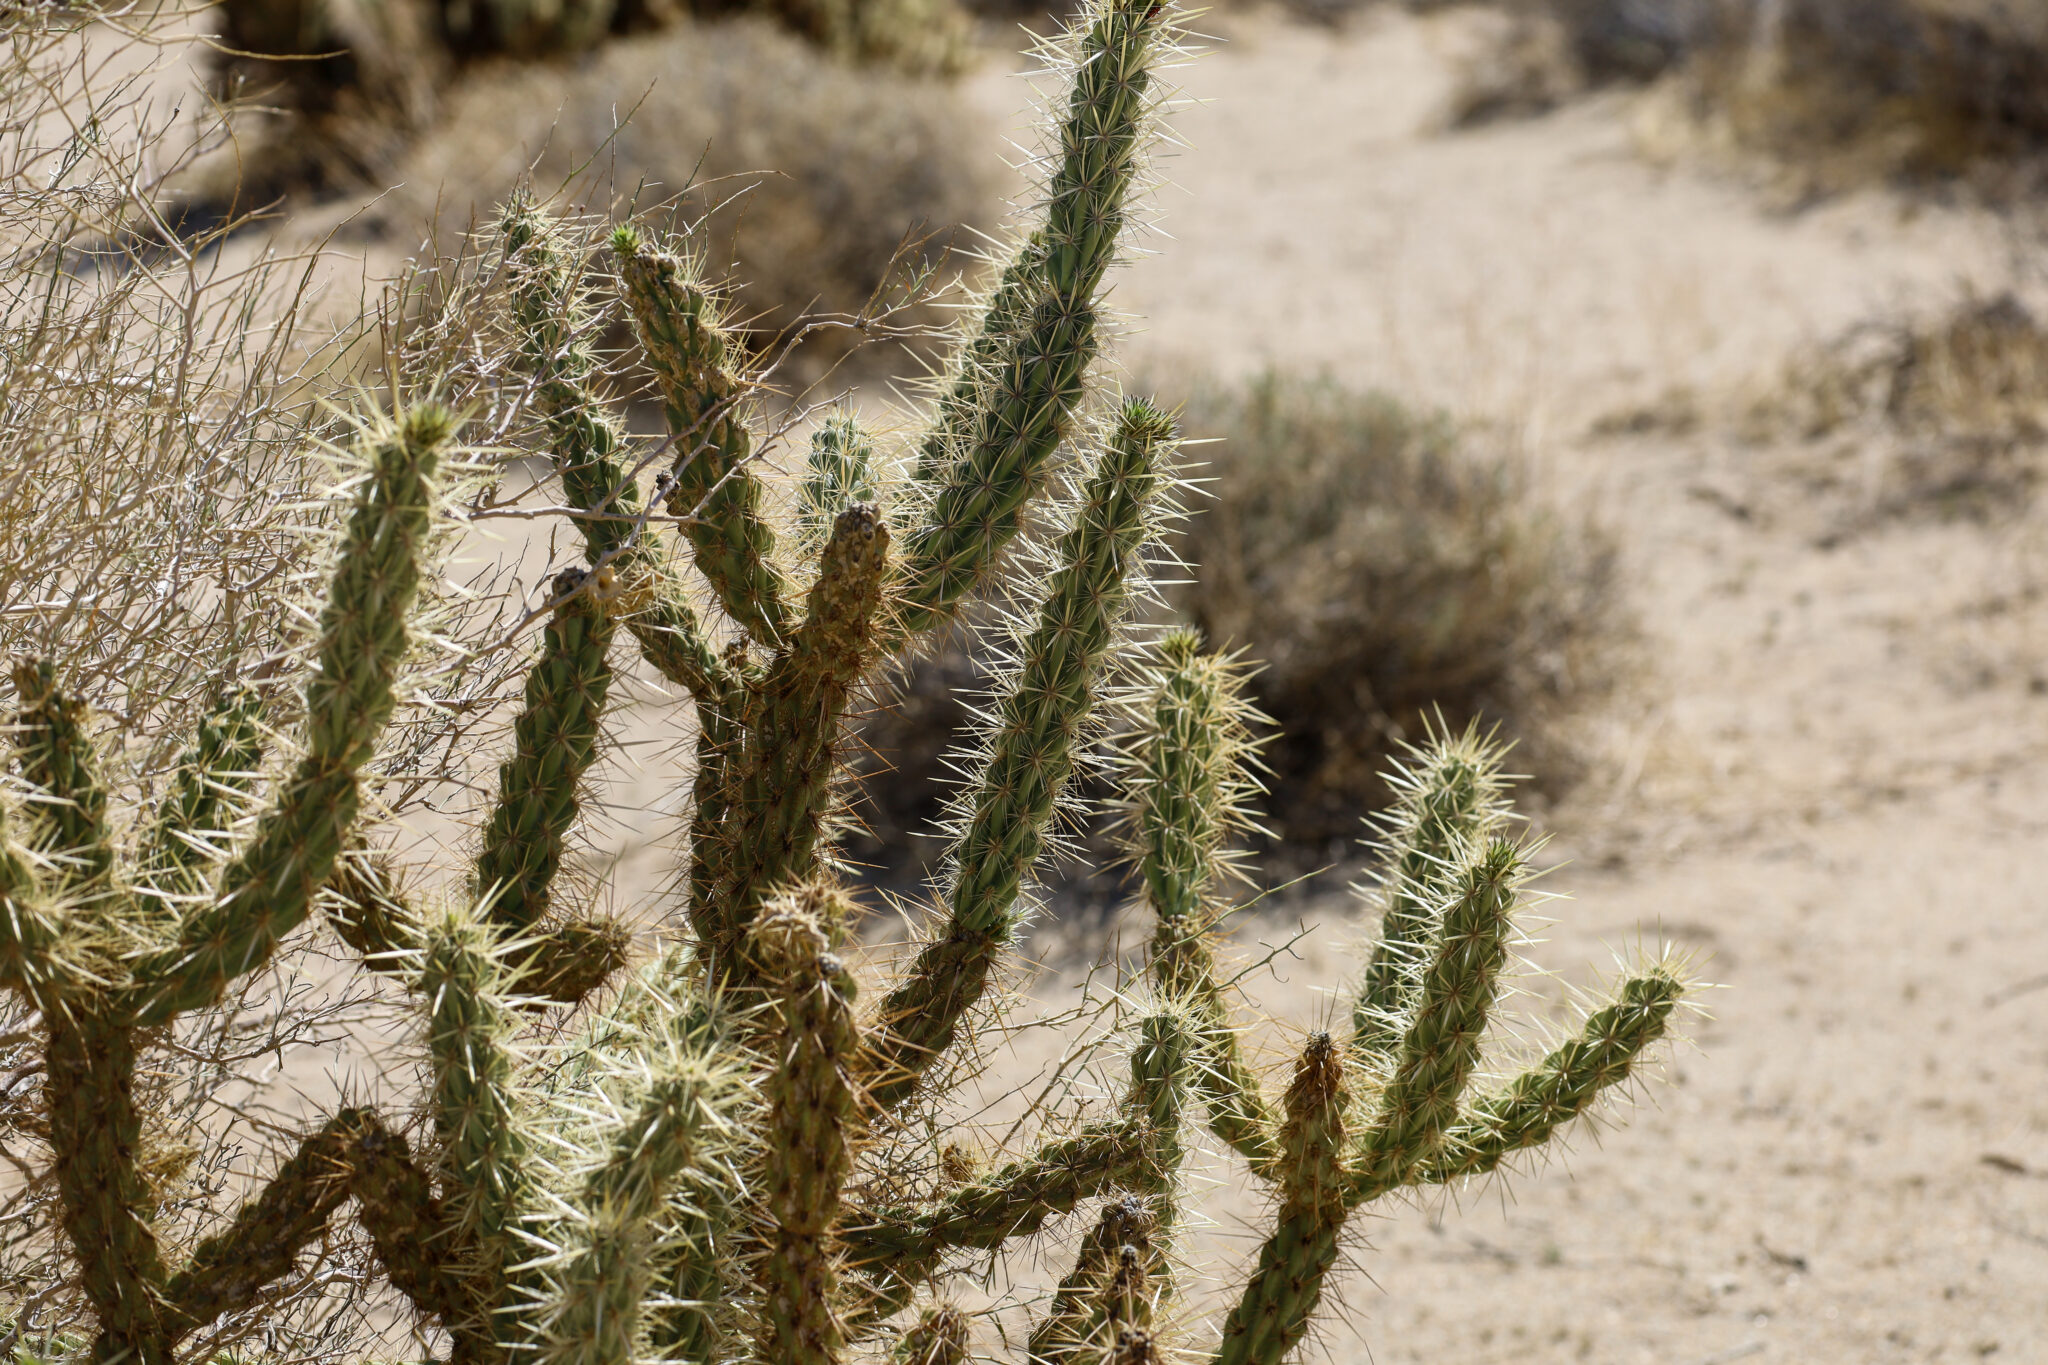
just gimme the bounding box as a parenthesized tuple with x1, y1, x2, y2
(0, 2, 1689, 1363)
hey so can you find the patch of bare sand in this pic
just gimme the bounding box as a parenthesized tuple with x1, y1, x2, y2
(959, 6, 2048, 1360)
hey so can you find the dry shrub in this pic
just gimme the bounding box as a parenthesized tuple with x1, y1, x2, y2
(1172, 372, 1622, 854)
(1748, 293, 2048, 526)
(376, 17, 996, 371)
(1652, 0, 2048, 195)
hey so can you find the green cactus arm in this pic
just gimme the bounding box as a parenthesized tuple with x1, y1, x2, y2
(531, 1056, 742, 1365)
(419, 907, 532, 1277)
(706, 508, 890, 961)
(1026, 1196, 1154, 1365)
(894, 1302, 971, 1365)
(613, 227, 792, 649)
(138, 681, 264, 883)
(0, 809, 83, 1011)
(910, 232, 1048, 487)
(477, 569, 617, 934)
(1352, 730, 1507, 1058)
(1350, 838, 1523, 1201)
(844, 1119, 1150, 1322)
(47, 1017, 169, 1365)
(1124, 1011, 1191, 1285)
(161, 1108, 374, 1343)
(123, 407, 449, 1028)
(1419, 968, 1685, 1185)
(1131, 638, 1279, 1173)
(867, 399, 1173, 1110)
(750, 892, 864, 1365)
(499, 199, 731, 705)
(685, 699, 742, 958)
(894, 0, 1171, 639)
(10, 660, 115, 893)
(800, 416, 882, 549)
(347, 1111, 482, 1346)
(1211, 1034, 1350, 1365)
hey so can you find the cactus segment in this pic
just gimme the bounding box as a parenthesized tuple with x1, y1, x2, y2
(0, 811, 79, 1010)
(419, 907, 532, 1273)
(477, 569, 617, 933)
(125, 407, 449, 1028)
(48, 1017, 168, 1365)
(1351, 838, 1522, 1199)
(708, 508, 891, 955)
(1027, 1196, 1155, 1365)
(801, 416, 882, 549)
(846, 1120, 1151, 1321)
(533, 1055, 741, 1365)
(911, 232, 1049, 487)
(140, 682, 264, 885)
(345, 1117, 482, 1355)
(753, 891, 864, 1365)
(1131, 638, 1279, 1172)
(11, 660, 115, 893)
(1352, 729, 1508, 1058)
(614, 228, 792, 649)
(501, 200, 732, 706)
(1124, 1011, 1192, 1280)
(869, 398, 1175, 1108)
(1213, 1035, 1350, 1365)
(896, 0, 1172, 638)
(1421, 967, 1685, 1185)
(162, 1108, 374, 1341)
(894, 1302, 972, 1365)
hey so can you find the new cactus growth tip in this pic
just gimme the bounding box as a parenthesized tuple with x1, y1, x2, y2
(0, 3, 1691, 1362)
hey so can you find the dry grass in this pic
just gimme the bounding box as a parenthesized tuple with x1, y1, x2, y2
(1168, 371, 1624, 855)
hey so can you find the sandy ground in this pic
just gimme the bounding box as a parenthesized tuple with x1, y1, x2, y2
(929, 7, 2048, 1362)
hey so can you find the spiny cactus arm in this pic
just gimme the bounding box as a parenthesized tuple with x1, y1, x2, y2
(708, 509, 890, 954)
(614, 227, 792, 649)
(47, 1017, 169, 1365)
(1349, 838, 1522, 1202)
(685, 699, 742, 956)
(867, 400, 1173, 1110)
(499, 200, 731, 705)
(750, 894, 863, 1365)
(893, 1302, 971, 1365)
(910, 233, 1048, 487)
(895, 0, 1172, 638)
(801, 416, 881, 547)
(477, 569, 616, 934)
(530, 1058, 743, 1365)
(161, 1108, 373, 1342)
(124, 407, 449, 1028)
(10, 660, 114, 892)
(1124, 1011, 1191, 1282)
(1352, 731, 1507, 1058)
(138, 681, 264, 882)
(1131, 639, 1279, 1173)
(844, 1120, 1151, 1325)
(1419, 968, 1685, 1185)
(1211, 1034, 1350, 1365)
(1026, 1196, 1155, 1365)
(420, 908, 532, 1276)
(348, 1113, 486, 1357)
(0, 811, 84, 1011)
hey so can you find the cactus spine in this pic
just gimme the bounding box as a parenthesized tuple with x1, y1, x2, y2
(0, 4, 1690, 1364)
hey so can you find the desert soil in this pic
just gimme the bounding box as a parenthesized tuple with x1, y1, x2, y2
(934, 8, 2048, 1362)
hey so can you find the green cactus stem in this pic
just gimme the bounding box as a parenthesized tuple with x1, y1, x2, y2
(1420, 968, 1685, 1185)
(614, 227, 792, 649)
(1351, 730, 1507, 1058)
(895, 0, 1171, 638)
(801, 416, 882, 548)
(477, 567, 617, 934)
(1212, 1034, 1349, 1365)
(1028, 1196, 1155, 1365)
(139, 682, 264, 886)
(11, 660, 114, 893)
(124, 405, 450, 1027)
(752, 889, 864, 1365)
(894, 1302, 971, 1365)
(869, 398, 1174, 1108)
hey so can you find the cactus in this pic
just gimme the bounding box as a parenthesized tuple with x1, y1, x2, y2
(0, 3, 1691, 1363)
